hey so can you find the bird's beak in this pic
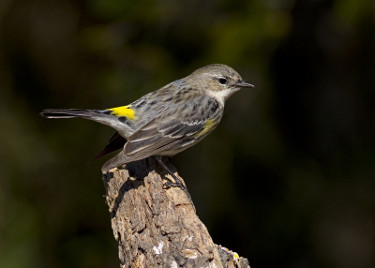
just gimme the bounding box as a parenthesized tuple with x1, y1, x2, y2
(234, 81, 255, 88)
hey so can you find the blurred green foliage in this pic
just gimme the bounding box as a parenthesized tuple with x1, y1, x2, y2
(0, 0, 374, 267)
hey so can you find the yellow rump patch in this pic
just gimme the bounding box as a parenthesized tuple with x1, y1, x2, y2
(107, 106, 136, 120)
(195, 119, 216, 137)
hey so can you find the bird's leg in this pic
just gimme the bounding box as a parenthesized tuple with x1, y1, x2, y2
(155, 156, 194, 207)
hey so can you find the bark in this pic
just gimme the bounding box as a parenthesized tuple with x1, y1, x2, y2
(102, 157, 251, 268)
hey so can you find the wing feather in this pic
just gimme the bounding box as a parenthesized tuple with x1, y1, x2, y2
(123, 118, 205, 159)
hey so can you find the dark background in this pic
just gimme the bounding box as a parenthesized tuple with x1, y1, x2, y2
(1, 0, 374, 267)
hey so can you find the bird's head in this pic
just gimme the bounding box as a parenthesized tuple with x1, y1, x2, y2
(187, 64, 254, 104)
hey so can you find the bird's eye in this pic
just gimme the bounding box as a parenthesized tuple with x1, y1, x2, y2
(218, 78, 227, 84)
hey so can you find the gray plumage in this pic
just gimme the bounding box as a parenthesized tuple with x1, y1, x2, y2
(40, 64, 254, 173)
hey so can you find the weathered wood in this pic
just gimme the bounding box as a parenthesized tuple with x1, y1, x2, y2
(102, 157, 250, 268)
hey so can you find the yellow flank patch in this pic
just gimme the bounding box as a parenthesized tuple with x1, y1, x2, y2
(108, 106, 136, 120)
(195, 119, 216, 137)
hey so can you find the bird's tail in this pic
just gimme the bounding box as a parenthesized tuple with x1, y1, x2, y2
(41, 109, 129, 160)
(40, 108, 125, 132)
(40, 107, 134, 140)
(40, 109, 100, 119)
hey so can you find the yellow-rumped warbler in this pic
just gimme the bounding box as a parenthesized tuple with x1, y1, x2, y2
(41, 64, 254, 176)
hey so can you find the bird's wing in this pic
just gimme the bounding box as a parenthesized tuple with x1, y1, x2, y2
(101, 118, 210, 172)
(123, 118, 206, 160)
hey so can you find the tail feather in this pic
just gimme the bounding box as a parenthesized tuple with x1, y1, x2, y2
(40, 108, 133, 143)
(91, 132, 126, 161)
(40, 109, 97, 119)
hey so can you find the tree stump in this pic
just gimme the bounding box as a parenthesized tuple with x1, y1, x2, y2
(102, 157, 250, 268)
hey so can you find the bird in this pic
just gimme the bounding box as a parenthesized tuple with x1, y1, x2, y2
(41, 64, 254, 187)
